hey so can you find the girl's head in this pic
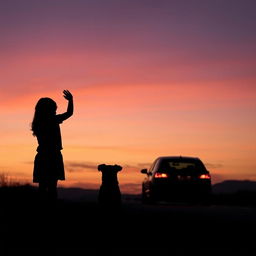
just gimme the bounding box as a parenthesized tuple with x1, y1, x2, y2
(35, 97, 57, 115)
(31, 97, 57, 136)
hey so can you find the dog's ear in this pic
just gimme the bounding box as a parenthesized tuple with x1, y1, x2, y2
(98, 164, 106, 171)
(114, 165, 122, 171)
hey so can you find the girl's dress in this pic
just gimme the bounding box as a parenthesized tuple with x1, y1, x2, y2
(33, 114, 67, 183)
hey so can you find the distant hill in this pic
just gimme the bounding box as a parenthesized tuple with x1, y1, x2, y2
(3, 180, 256, 205)
(212, 180, 256, 194)
(57, 180, 256, 202)
(57, 187, 141, 202)
(57, 187, 99, 202)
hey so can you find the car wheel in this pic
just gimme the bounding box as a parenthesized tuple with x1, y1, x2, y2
(141, 186, 154, 204)
(141, 186, 148, 204)
(143, 194, 156, 205)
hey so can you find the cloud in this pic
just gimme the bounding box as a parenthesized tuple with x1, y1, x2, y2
(136, 162, 152, 168)
(205, 163, 224, 169)
(119, 183, 141, 195)
(25, 160, 97, 170)
(64, 160, 153, 173)
(122, 163, 152, 169)
(65, 161, 98, 172)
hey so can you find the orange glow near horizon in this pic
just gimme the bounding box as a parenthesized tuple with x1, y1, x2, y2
(1, 80, 256, 194)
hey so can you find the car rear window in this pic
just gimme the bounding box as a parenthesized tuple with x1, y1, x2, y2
(159, 160, 206, 172)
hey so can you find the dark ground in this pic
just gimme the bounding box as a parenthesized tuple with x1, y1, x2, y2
(2, 185, 256, 256)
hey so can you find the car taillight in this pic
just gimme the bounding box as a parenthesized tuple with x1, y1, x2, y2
(154, 173, 168, 178)
(199, 174, 211, 179)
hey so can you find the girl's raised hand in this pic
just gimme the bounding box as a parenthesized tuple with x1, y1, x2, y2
(63, 90, 73, 100)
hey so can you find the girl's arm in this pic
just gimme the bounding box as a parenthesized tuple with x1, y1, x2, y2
(57, 90, 74, 122)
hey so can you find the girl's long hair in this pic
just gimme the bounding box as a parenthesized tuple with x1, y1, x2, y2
(31, 97, 57, 136)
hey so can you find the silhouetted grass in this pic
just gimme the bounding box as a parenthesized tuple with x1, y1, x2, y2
(1, 183, 38, 206)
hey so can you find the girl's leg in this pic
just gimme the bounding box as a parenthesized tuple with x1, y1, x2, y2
(39, 180, 58, 205)
(47, 180, 58, 204)
(39, 181, 48, 202)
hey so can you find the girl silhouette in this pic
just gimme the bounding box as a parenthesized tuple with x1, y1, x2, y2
(31, 90, 74, 204)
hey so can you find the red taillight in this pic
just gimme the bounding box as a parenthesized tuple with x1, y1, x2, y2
(199, 174, 211, 179)
(154, 173, 168, 178)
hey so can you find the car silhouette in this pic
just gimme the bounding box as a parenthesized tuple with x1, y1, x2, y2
(141, 156, 212, 203)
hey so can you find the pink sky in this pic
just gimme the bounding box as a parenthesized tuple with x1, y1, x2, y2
(1, 0, 256, 194)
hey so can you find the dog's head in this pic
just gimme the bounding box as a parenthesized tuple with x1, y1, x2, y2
(98, 164, 122, 172)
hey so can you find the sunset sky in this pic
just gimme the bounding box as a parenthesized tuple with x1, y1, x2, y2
(1, 0, 256, 194)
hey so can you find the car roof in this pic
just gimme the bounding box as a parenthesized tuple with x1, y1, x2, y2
(155, 156, 201, 161)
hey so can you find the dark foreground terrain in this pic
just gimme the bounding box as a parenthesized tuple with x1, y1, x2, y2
(2, 185, 256, 256)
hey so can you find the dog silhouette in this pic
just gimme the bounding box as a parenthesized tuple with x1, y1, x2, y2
(97, 164, 122, 206)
